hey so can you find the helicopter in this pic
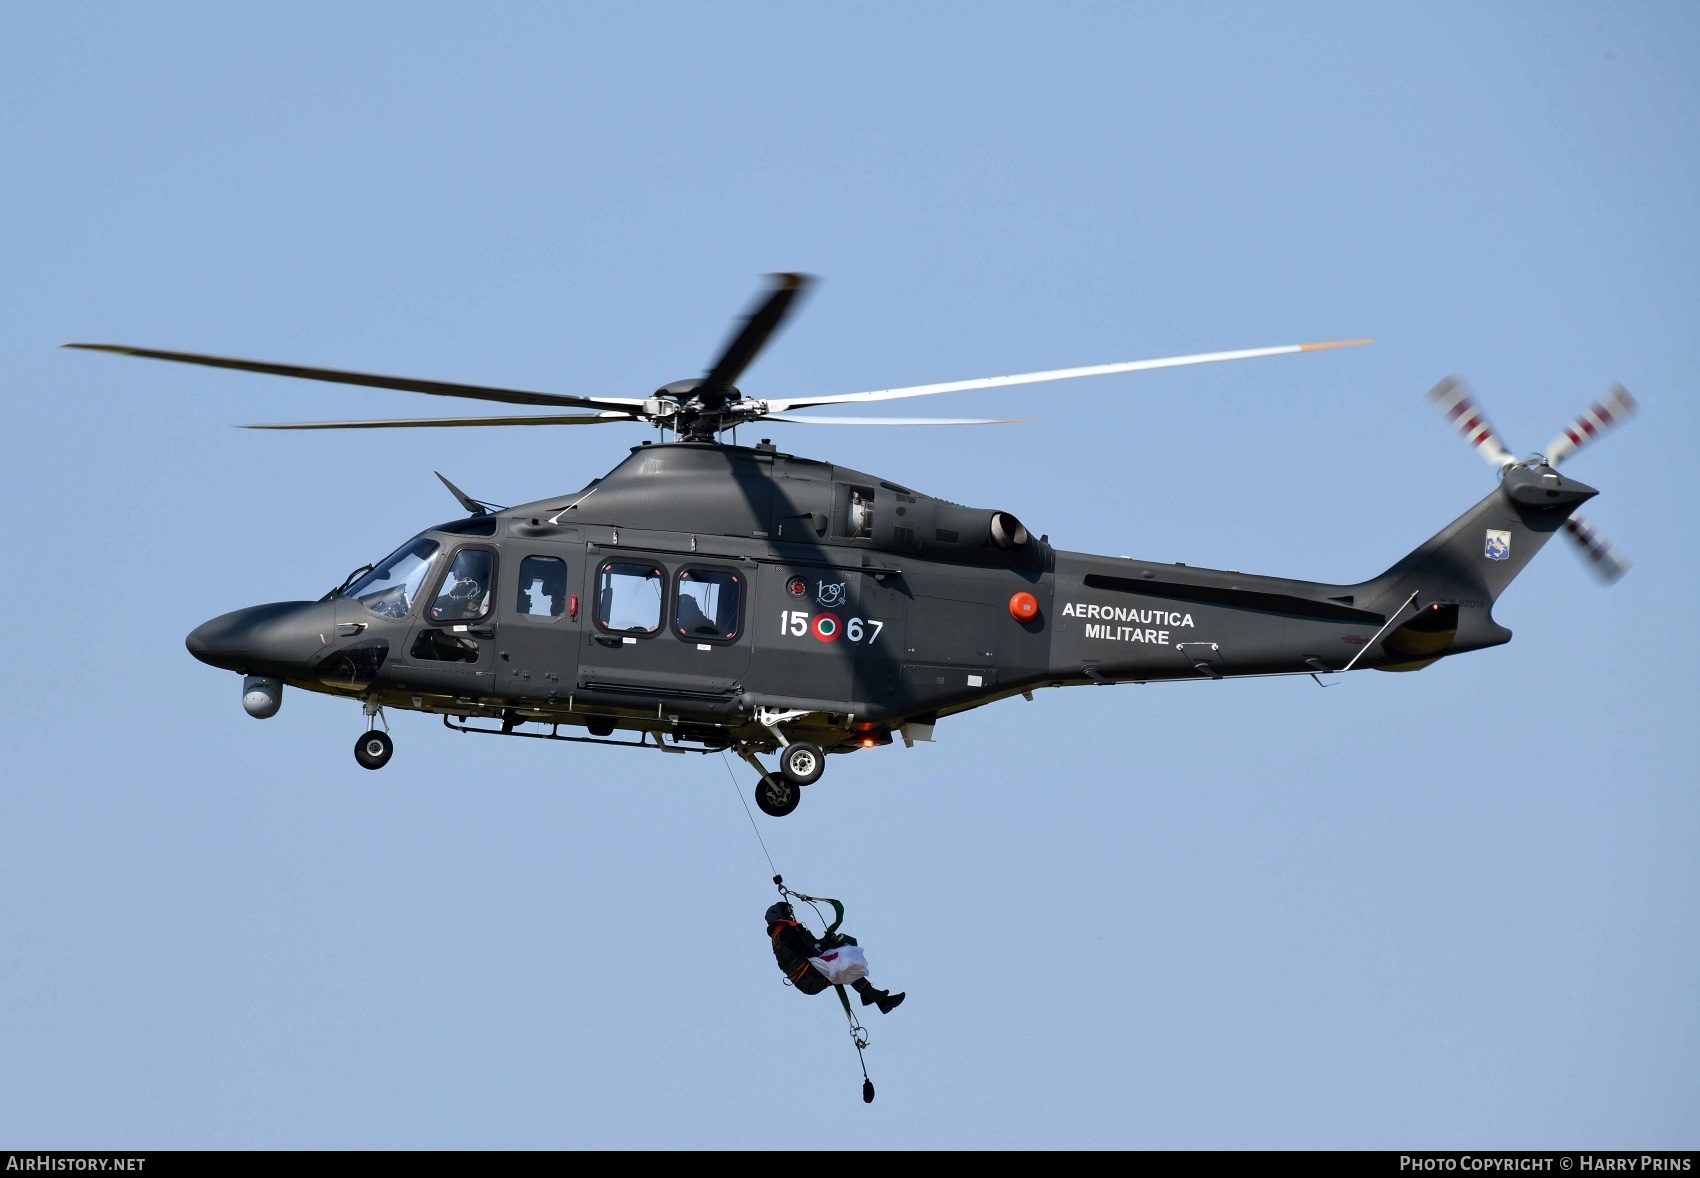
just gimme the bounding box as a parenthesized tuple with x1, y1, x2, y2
(67, 274, 1634, 817)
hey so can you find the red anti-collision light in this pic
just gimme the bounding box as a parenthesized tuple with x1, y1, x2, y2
(1009, 592, 1039, 622)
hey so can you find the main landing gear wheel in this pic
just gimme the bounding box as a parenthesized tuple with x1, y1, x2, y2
(354, 729, 394, 770)
(754, 772, 800, 818)
(779, 740, 825, 786)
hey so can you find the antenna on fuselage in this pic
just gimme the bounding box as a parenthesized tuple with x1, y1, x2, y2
(434, 471, 503, 517)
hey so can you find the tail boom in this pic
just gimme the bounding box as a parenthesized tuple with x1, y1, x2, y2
(1043, 466, 1595, 684)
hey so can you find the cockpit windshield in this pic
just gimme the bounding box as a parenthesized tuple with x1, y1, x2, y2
(344, 537, 441, 619)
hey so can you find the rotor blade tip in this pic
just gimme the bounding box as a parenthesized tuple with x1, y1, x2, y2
(1300, 338, 1376, 351)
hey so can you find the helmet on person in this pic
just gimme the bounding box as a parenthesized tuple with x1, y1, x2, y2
(765, 901, 794, 926)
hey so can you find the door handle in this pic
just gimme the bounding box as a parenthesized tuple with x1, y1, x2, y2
(336, 623, 366, 638)
(469, 626, 496, 638)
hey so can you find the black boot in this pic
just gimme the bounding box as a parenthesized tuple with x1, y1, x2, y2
(854, 980, 887, 1007)
(877, 990, 906, 1014)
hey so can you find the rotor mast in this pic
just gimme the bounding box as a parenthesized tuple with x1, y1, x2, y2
(659, 271, 809, 442)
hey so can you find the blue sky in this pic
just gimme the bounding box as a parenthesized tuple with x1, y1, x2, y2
(2, 2, 1696, 1148)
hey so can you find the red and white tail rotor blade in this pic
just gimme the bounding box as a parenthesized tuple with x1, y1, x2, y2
(1428, 377, 1516, 470)
(1563, 515, 1631, 583)
(1545, 383, 1637, 467)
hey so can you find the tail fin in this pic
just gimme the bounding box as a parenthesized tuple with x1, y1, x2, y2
(1351, 466, 1596, 664)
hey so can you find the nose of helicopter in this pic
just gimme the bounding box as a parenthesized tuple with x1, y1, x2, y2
(186, 601, 336, 673)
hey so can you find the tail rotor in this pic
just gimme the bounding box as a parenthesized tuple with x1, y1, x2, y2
(1428, 376, 1637, 583)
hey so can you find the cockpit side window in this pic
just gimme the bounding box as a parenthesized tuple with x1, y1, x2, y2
(596, 561, 664, 634)
(675, 568, 741, 642)
(516, 555, 567, 619)
(428, 548, 495, 622)
(347, 538, 441, 620)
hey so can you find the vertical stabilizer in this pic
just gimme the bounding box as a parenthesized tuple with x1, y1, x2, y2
(1352, 466, 1596, 660)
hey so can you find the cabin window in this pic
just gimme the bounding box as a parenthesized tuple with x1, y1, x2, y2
(597, 561, 664, 634)
(675, 568, 742, 642)
(516, 555, 567, 619)
(427, 549, 495, 622)
(347, 537, 441, 620)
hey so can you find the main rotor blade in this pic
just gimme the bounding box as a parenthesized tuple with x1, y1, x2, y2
(62, 343, 646, 412)
(760, 338, 1373, 413)
(1427, 377, 1516, 469)
(760, 414, 1027, 426)
(1546, 383, 1636, 467)
(1563, 514, 1631, 583)
(241, 412, 636, 429)
(698, 273, 813, 403)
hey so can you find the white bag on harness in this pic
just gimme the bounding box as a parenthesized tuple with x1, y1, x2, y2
(808, 944, 869, 986)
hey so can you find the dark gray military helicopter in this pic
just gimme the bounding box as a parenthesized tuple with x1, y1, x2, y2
(68, 275, 1633, 816)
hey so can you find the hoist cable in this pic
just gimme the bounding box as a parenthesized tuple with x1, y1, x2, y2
(721, 750, 780, 881)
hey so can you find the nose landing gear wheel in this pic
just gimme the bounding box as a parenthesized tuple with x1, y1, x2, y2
(754, 772, 800, 817)
(354, 729, 394, 770)
(779, 740, 825, 786)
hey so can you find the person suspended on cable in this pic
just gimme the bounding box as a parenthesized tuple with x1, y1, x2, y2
(765, 901, 905, 1013)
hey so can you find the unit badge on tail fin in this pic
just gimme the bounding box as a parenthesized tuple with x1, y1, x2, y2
(1484, 529, 1511, 561)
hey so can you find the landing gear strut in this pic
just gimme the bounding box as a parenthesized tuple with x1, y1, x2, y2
(754, 710, 828, 792)
(356, 701, 393, 770)
(737, 744, 802, 817)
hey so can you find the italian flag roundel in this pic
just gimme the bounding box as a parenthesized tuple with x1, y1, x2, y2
(811, 613, 841, 642)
